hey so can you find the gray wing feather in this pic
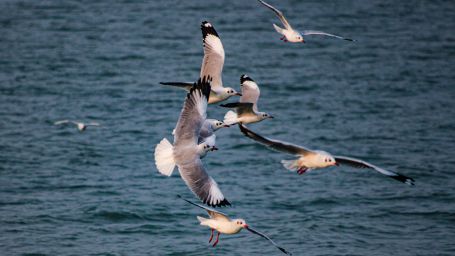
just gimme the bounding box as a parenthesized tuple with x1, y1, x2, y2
(245, 226, 292, 255)
(200, 21, 225, 89)
(178, 195, 230, 220)
(240, 75, 261, 112)
(302, 30, 354, 41)
(239, 124, 313, 156)
(258, 0, 292, 30)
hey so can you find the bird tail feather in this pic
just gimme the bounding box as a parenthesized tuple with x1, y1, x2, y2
(273, 24, 285, 34)
(154, 138, 176, 176)
(281, 159, 299, 172)
(223, 110, 239, 125)
(197, 216, 210, 226)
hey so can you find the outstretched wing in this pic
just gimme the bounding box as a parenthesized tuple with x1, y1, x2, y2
(54, 120, 71, 125)
(257, 0, 292, 30)
(178, 195, 230, 220)
(334, 156, 415, 185)
(240, 74, 261, 112)
(239, 124, 313, 156)
(178, 159, 231, 207)
(173, 77, 211, 147)
(245, 226, 292, 255)
(200, 21, 225, 89)
(302, 30, 354, 41)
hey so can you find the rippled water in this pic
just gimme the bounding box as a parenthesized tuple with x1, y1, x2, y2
(1, 0, 455, 255)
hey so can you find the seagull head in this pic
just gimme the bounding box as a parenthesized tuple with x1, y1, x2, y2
(293, 31, 305, 43)
(317, 151, 337, 167)
(233, 218, 248, 229)
(208, 119, 230, 130)
(260, 112, 274, 120)
(77, 123, 86, 131)
(225, 87, 242, 97)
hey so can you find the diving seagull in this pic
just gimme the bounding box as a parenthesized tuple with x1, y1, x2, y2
(257, 0, 354, 43)
(239, 124, 415, 185)
(54, 120, 100, 131)
(179, 195, 292, 255)
(220, 74, 273, 125)
(154, 76, 231, 207)
(159, 21, 241, 103)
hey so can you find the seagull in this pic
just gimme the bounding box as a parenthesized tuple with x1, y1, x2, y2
(54, 120, 100, 131)
(257, 0, 354, 43)
(239, 124, 415, 185)
(198, 119, 230, 144)
(154, 77, 231, 207)
(159, 21, 241, 104)
(220, 74, 273, 125)
(178, 195, 292, 255)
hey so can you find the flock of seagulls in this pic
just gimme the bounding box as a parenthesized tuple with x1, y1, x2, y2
(50, 0, 415, 254)
(154, 0, 415, 254)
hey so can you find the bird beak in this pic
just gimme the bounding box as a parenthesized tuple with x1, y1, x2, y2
(211, 146, 218, 151)
(235, 92, 242, 96)
(243, 224, 249, 229)
(269, 116, 274, 119)
(302, 39, 306, 43)
(223, 125, 230, 128)
(334, 162, 339, 166)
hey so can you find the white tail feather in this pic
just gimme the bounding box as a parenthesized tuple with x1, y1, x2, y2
(281, 159, 299, 172)
(273, 24, 285, 34)
(224, 110, 239, 125)
(154, 138, 175, 176)
(197, 216, 209, 226)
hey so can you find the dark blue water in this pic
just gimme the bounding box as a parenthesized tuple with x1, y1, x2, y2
(1, 0, 455, 255)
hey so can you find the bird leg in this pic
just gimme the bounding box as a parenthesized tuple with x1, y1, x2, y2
(284, 39, 288, 42)
(212, 232, 220, 247)
(209, 229, 214, 243)
(280, 36, 285, 40)
(297, 167, 308, 175)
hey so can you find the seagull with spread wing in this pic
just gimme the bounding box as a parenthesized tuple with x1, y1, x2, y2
(257, 0, 354, 43)
(179, 195, 292, 255)
(54, 120, 100, 132)
(239, 124, 414, 185)
(220, 74, 273, 125)
(154, 77, 230, 207)
(160, 21, 241, 103)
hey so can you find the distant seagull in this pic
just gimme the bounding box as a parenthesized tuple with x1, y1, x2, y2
(257, 0, 354, 43)
(239, 124, 415, 185)
(154, 77, 231, 207)
(220, 74, 273, 125)
(54, 120, 100, 131)
(179, 195, 292, 255)
(160, 21, 241, 104)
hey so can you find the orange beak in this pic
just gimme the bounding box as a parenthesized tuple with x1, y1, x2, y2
(243, 224, 249, 228)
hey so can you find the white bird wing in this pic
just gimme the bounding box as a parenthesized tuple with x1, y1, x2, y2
(173, 77, 211, 147)
(302, 30, 354, 41)
(178, 159, 230, 207)
(198, 120, 214, 143)
(220, 102, 255, 116)
(178, 195, 230, 221)
(239, 124, 314, 156)
(257, 0, 292, 30)
(245, 226, 292, 255)
(203, 134, 216, 147)
(200, 21, 225, 89)
(334, 156, 415, 185)
(86, 122, 100, 126)
(54, 120, 70, 125)
(240, 75, 261, 112)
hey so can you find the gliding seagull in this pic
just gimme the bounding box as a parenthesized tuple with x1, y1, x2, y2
(239, 124, 415, 185)
(154, 77, 231, 207)
(220, 74, 273, 125)
(179, 195, 292, 255)
(257, 0, 354, 43)
(54, 120, 100, 131)
(160, 21, 241, 103)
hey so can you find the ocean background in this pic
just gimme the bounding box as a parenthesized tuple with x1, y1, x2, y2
(1, 0, 454, 255)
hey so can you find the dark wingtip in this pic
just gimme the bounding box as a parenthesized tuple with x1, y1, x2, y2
(190, 76, 212, 101)
(201, 20, 219, 40)
(391, 174, 415, 186)
(240, 74, 254, 84)
(345, 38, 355, 42)
(204, 198, 231, 207)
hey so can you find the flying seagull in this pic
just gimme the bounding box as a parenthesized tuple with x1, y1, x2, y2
(160, 21, 241, 103)
(239, 124, 414, 185)
(220, 74, 273, 125)
(257, 0, 354, 43)
(154, 76, 231, 207)
(179, 195, 292, 255)
(54, 120, 100, 131)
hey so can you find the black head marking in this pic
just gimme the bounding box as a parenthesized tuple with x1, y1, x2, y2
(201, 21, 219, 41)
